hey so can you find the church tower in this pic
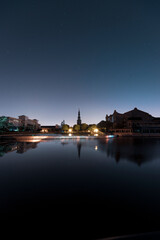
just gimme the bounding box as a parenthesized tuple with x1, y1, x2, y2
(77, 109, 82, 125)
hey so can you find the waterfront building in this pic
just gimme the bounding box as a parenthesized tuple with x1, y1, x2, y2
(41, 126, 55, 133)
(106, 108, 160, 135)
(77, 109, 82, 125)
(41, 125, 61, 133)
(18, 115, 40, 130)
(8, 117, 20, 127)
(0, 115, 40, 131)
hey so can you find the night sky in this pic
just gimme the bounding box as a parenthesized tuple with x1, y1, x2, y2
(1, 0, 160, 125)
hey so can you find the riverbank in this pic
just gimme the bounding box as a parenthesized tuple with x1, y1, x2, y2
(0, 132, 115, 142)
(115, 132, 160, 137)
(1, 132, 160, 143)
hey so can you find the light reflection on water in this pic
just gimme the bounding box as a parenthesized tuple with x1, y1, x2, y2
(1, 137, 160, 166)
(1, 137, 160, 235)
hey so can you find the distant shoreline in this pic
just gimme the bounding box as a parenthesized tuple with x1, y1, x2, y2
(1, 133, 160, 143)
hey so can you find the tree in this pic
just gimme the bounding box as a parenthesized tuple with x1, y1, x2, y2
(97, 121, 106, 128)
(0, 116, 13, 131)
(97, 120, 107, 132)
(62, 124, 69, 132)
(81, 123, 88, 131)
(73, 124, 80, 132)
(87, 124, 97, 132)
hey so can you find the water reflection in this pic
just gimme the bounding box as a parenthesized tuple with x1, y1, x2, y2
(94, 145, 98, 151)
(77, 142, 81, 158)
(97, 138, 160, 166)
(17, 142, 38, 154)
(1, 136, 160, 234)
(0, 141, 38, 157)
(0, 142, 17, 157)
(59, 137, 160, 166)
(1, 137, 160, 166)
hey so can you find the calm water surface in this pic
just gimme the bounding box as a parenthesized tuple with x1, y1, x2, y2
(1, 137, 160, 237)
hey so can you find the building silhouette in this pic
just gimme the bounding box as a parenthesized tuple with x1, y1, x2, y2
(77, 109, 82, 125)
(106, 107, 160, 135)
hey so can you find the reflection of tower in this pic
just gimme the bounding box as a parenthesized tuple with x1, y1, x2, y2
(77, 109, 82, 125)
(77, 142, 82, 158)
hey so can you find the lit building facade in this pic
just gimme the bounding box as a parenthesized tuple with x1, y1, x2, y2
(0, 115, 40, 131)
(18, 115, 40, 130)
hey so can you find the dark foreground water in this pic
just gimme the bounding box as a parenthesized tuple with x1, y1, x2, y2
(1, 137, 160, 238)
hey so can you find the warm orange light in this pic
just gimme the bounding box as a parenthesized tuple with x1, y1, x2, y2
(94, 128, 98, 133)
(68, 128, 72, 133)
(95, 146, 98, 150)
(30, 139, 41, 143)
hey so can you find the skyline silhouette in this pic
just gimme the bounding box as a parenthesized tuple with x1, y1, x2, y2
(1, 0, 160, 125)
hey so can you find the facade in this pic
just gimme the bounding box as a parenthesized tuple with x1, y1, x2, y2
(41, 126, 56, 133)
(77, 110, 82, 125)
(41, 125, 61, 133)
(0, 115, 40, 131)
(18, 115, 40, 130)
(106, 108, 160, 135)
(8, 117, 20, 127)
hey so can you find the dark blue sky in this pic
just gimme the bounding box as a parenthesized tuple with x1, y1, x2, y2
(1, 0, 160, 125)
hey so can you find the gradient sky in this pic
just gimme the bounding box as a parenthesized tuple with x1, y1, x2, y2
(1, 0, 160, 125)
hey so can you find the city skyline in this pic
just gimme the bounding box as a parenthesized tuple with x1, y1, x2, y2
(1, 0, 160, 125)
(1, 106, 160, 127)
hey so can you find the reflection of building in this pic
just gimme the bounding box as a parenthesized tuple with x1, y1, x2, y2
(97, 138, 160, 166)
(106, 108, 160, 135)
(0, 141, 39, 157)
(0, 143, 17, 157)
(77, 109, 82, 125)
(0, 115, 40, 131)
(17, 142, 38, 153)
(60, 140, 82, 158)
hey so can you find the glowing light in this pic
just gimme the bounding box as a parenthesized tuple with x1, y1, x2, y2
(30, 139, 41, 143)
(94, 134, 98, 137)
(68, 133, 72, 136)
(106, 135, 115, 138)
(31, 136, 47, 139)
(94, 128, 98, 133)
(95, 146, 98, 150)
(41, 129, 48, 133)
(68, 128, 72, 133)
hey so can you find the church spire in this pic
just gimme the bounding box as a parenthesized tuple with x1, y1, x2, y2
(77, 109, 82, 125)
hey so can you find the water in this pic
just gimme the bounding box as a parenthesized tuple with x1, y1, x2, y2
(1, 137, 160, 238)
